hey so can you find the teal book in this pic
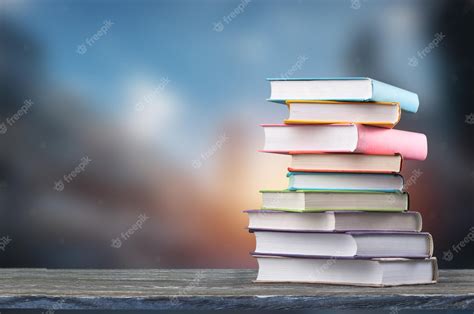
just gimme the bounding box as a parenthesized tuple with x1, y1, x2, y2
(267, 77, 419, 113)
(287, 172, 404, 192)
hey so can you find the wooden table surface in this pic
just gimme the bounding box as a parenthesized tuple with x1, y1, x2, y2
(0, 269, 472, 310)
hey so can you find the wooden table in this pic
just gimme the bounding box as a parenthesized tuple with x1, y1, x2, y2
(0, 269, 472, 310)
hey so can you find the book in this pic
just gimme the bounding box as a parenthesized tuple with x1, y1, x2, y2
(284, 100, 400, 128)
(245, 210, 422, 232)
(268, 77, 419, 113)
(262, 124, 428, 161)
(251, 230, 433, 258)
(261, 190, 408, 212)
(254, 255, 438, 286)
(287, 172, 404, 192)
(289, 153, 402, 173)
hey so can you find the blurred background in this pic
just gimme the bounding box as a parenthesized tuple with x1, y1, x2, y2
(0, 0, 473, 269)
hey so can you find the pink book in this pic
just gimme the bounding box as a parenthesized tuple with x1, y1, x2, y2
(261, 124, 427, 161)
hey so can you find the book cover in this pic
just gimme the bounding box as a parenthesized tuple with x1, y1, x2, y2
(267, 77, 419, 113)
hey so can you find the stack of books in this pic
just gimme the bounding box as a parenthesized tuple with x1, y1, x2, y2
(247, 77, 438, 287)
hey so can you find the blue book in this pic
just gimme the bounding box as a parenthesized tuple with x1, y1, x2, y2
(268, 77, 419, 113)
(287, 171, 404, 192)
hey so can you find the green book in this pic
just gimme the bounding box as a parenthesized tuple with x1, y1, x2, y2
(260, 190, 408, 212)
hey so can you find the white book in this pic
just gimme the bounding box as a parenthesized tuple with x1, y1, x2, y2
(255, 255, 438, 286)
(252, 230, 433, 258)
(284, 101, 400, 128)
(289, 153, 402, 173)
(267, 77, 419, 113)
(261, 190, 408, 212)
(245, 210, 422, 232)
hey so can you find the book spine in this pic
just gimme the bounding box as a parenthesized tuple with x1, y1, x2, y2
(427, 233, 434, 257)
(415, 211, 423, 232)
(355, 125, 428, 161)
(397, 153, 404, 172)
(371, 79, 420, 113)
(432, 258, 439, 282)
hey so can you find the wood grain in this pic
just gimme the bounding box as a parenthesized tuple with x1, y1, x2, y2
(0, 269, 472, 310)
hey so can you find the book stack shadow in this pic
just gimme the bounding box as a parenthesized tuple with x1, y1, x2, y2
(246, 77, 438, 286)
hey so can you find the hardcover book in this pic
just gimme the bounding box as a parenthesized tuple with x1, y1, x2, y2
(245, 210, 422, 232)
(268, 77, 419, 113)
(251, 230, 433, 258)
(261, 124, 428, 161)
(288, 153, 403, 173)
(283, 100, 401, 128)
(287, 172, 404, 192)
(261, 190, 408, 212)
(254, 255, 438, 286)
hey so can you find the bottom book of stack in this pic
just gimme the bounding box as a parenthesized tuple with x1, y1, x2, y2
(254, 255, 438, 287)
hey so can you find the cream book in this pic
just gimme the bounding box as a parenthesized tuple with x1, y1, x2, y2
(260, 190, 409, 212)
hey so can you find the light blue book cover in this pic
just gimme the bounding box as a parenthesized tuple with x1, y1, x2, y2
(286, 171, 404, 192)
(267, 77, 419, 113)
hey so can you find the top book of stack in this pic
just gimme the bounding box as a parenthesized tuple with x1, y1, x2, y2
(268, 77, 419, 113)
